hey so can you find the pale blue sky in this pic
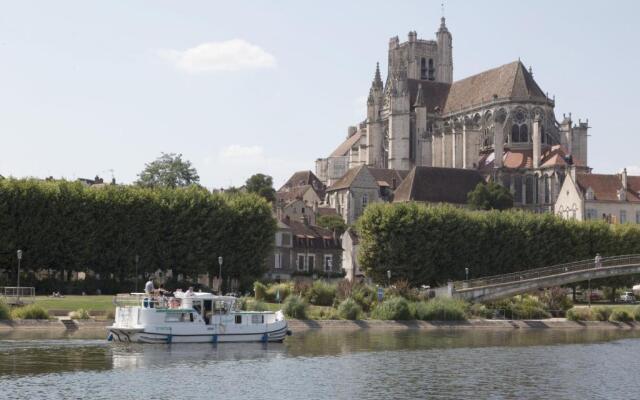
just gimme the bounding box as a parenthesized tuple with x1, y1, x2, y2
(1, 0, 639, 188)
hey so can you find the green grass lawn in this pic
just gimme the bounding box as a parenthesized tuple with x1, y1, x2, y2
(573, 303, 639, 313)
(33, 295, 115, 313)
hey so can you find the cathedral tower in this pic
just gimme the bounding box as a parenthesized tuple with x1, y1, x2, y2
(366, 63, 385, 168)
(436, 17, 453, 83)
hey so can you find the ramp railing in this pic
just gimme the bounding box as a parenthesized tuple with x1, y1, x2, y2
(453, 254, 640, 291)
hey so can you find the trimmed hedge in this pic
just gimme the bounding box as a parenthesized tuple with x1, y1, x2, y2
(0, 179, 276, 293)
(357, 203, 640, 286)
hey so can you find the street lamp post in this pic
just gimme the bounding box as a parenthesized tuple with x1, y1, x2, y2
(387, 269, 391, 288)
(218, 256, 223, 295)
(135, 254, 140, 292)
(16, 250, 22, 303)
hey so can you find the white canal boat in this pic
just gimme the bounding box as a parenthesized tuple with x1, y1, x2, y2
(108, 290, 290, 344)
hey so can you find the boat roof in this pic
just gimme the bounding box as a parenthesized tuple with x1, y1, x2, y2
(172, 292, 237, 302)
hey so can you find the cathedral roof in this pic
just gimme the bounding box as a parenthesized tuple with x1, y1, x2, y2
(407, 61, 549, 115)
(393, 166, 484, 204)
(329, 130, 363, 157)
(444, 61, 547, 114)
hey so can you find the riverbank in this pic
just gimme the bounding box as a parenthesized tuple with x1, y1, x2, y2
(2, 318, 640, 333)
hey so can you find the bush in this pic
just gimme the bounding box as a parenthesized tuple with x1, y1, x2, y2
(609, 309, 633, 322)
(414, 298, 467, 321)
(309, 307, 340, 320)
(386, 279, 420, 301)
(352, 284, 377, 312)
(371, 297, 412, 320)
(336, 279, 355, 301)
(11, 304, 49, 320)
(265, 283, 291, 303)
(293, 280, 312, 298)
(69, 308, 91, 320)
(492, 295, 551, 320)
(106, 310, 115, 320)
(539, 287, 573, 314)
(592, 307, 613, 322)
(469, 303, 493, 319)
(337, 298, 363, 320)
(245, 299, 268, 312)
(307, 281, 337, 306)
(566, 307, 593, 321)
(254, 281, 267, 301)
(633, 306, 640, 322)
(0, 300, 11, 320)
(283, 295, 308, 319)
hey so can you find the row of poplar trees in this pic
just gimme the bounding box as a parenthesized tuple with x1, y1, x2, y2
(0, 179, 276, 293)
(357, 203, 640, 286)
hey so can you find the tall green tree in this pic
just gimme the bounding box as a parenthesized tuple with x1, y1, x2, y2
(245, 173, 275, 202)
(136, 153, 200, 188)
(317, 214, 347, 237)
(467, 182, 513, 211)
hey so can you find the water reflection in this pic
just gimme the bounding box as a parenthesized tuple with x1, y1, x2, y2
(1, 328, 639, 379)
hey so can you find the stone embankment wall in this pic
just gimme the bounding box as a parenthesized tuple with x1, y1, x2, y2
(2, 319, 639, 333)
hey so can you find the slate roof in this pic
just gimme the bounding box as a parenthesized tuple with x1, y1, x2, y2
(393, 166, 484, 204)
(275, 185, 315, 203)
(575, 173, 640, 203)
(279, 170, 325, 199)
(281, 218, 341, 248)
(407, 61, 548, 115)
(330, 131, 363, 157)
(326, 166, 408, 192)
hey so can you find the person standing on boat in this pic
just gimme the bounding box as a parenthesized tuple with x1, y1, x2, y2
(145, 278, 155, 295)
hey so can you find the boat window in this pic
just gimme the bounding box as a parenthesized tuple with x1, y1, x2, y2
(235, 315, 242, 324)
(251, 314, 264, 324)
(165, 312, 193, 323)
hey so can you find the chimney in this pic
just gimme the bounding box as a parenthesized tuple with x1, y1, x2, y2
(622, 168, 628, 191)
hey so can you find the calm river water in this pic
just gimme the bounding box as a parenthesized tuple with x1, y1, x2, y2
(1, 328, 640, 399)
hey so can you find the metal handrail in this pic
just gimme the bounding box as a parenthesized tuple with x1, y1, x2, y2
(454, 254, 640, 291)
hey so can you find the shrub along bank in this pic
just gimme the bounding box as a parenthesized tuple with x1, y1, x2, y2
(357, 203, 640, 287)
(0, 179, 276, 294)
(245, 281, 577, 321)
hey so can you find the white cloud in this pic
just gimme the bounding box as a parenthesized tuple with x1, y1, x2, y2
(158, 39, 276, 73)
(203, 145, 308, 188)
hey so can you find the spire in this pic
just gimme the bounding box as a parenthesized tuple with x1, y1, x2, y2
(414, 83, 425, 107)
(373, 62, 383, 89)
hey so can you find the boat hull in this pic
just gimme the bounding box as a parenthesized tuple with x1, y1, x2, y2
(108, 324, 290, 344)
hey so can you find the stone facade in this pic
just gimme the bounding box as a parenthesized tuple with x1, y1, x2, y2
(555, 168, 640, 224)
(316, 17, 590, 212)
(325, 166, 406, 224)
(265, 218, 343, 281)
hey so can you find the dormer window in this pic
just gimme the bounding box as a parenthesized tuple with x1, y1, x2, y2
(585, 188, 595, 201)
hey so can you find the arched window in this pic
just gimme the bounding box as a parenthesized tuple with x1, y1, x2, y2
(420, 58, 427, 79)
(520, 125, 529, 142)
(511, 124, 519, 143)
(428, 59, 435, 80)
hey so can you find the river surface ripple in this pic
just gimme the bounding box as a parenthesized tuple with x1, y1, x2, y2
(1, 329, 640, 399)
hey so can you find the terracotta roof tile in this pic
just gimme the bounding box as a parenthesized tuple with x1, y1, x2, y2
(576, 174, 640, 203)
